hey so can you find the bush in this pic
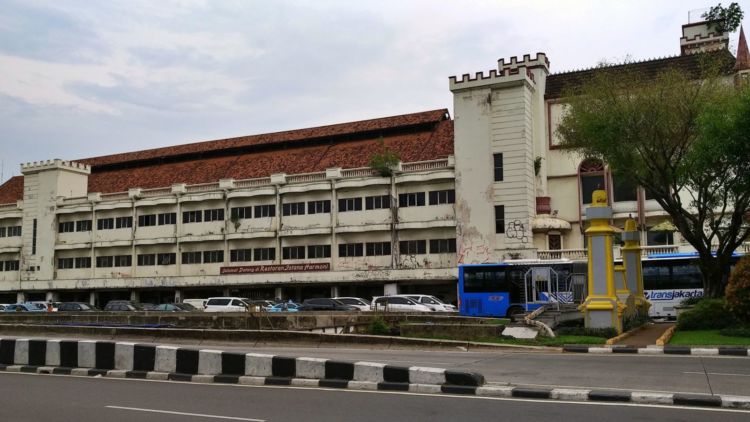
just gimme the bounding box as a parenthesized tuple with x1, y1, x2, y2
(623, 314, 650, 332)
(679, 296, 704, 307)
(726, 256, 750, 323)
(368, 317, 391, 336)
(555, 326, 618, 339)
(676, 299, 738, 330)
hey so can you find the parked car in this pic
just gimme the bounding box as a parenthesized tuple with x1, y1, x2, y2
(4, 303, 48, 312)
(268, 302, 300, 312)
(182, 298, 207, 310)
(371, 296, 432, 312)
(245, 299, 275, 311)
(0, 304, 6, 311)
(57, 302, 97, 312)
(151, 303, 196, 312)
(401, 295, 457, 312)
(297, 298, 358, 311)
(203, 297, 250, 312)
(29, 301, 60, 312)
(332, 297, 371, 311)
(103, 300, 146, 311)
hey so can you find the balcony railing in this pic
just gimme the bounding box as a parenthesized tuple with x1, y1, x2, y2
(141, 187, 173, 198)
(235, 177, 272, 188)
(286, 172, 327, 183)
(401, 158, 450, 172)
(0, 203, 17, 212)
(341, 167, 379, 178)
(538, 245, 682, 261)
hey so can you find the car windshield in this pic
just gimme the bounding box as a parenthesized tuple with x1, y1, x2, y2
(336, 298, 359, 305)
(79, 303, 93, 310)
(177, 303, 196, 310)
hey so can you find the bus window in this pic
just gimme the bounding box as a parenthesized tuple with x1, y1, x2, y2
(643, 264, 670, 290)
(671, 263, 702, 289)
(463, 267, 509, 293)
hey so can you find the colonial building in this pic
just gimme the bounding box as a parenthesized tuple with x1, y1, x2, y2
(0, 20, 747, 306)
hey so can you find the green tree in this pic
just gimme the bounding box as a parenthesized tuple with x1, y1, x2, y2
(557, 59, 750, 298)
(703, 2, 744, 33)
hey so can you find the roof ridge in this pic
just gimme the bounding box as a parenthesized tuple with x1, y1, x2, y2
(550, 53, 687, 76)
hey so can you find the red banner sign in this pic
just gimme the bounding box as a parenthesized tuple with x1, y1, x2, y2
(220, 263, 331, 275)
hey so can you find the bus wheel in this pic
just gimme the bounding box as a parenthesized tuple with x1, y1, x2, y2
(507, 306, 525, 321)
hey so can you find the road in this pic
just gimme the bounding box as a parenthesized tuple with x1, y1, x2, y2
(1, 372, 747, 421)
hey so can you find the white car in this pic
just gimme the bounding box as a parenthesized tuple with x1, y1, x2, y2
(203, 297, 250, 312)
(402, 295, 457, 312)
(332, 297, 371, 311)
(182, 298, 207, 310)
(371, 296, 432, 312)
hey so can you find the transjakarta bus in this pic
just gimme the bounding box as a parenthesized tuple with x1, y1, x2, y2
(458, 253, 741, 319)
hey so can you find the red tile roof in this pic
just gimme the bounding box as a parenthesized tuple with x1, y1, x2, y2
(735, 26, 749, 71)
(0, 109, 453, 204)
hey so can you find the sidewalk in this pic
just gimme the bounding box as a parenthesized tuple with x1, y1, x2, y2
(616, 322, 674, 347)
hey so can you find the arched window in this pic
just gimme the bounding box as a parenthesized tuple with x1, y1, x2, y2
(578, 158, 605, 205)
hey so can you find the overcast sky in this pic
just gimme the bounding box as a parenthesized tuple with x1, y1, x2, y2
(0, 0, 747, 184)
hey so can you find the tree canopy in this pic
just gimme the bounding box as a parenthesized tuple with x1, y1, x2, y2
(557, 57, 750, 297)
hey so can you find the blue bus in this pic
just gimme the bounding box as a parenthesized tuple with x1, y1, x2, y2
(458, 252, 742, 319)
(458, 260, 587, 318)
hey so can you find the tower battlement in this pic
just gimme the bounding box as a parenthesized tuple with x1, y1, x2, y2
(498, 52, 549, 72)
(21, 159, 91, 175)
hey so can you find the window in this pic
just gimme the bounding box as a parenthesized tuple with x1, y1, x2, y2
(114, 255, 132, 267)
(4, 260, 19, 271)
(0, 227, 4, 237)
(6, 226, 21, 237)
(282, 246, 305, 260)
(158, 212, 177, 225)
(253, 247, 275, 261)
(59, 221, 75, 233)
(647, 230, 674, 246)
(138, 214, 156, 227)
(74, 257, 91, 268)
(338, 243, 364, 257)
(230, 249, 252, 262)
(308, 245, 331, 259)
(58, 258, 74, 269)
(365, 242, 391, 256)
(548, 234, 562, 250)
(338, 198, 362, 212)
(182, 210, 202, 223)
(97, 218, 114, 230)
(157, 253, 176, 265)
(307, 200, 331, 214)
(282, 202, 305, 216)
(96, 256, 114, 268)
(495, 205, 505, 234)
(429, 238, 456, 253)
(115, 216, 133, 229)
(254, 204, 276, 218)
(230, 207, 252, 220)
(399, 240, 426, 255)
(365, 195, 390, 210)
(579, 158, 606, 205)
(612, 176, 637, 202)
(203, 250, 224, 263)
(398, 192, 425, 207)
(493, 153, 504, 181)
(463, 268, 510, 293)
(204, 208, 224, 222)
(181, 251, 202, 264)
(137, 254, 156, 266)
(76, 220, 92, 232)
(428, 189, 455, 205)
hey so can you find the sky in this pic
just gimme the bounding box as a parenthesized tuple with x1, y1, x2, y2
(0, 0, 748, 184)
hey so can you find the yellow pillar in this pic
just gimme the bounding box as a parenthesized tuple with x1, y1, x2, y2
(621, 218, 651, 317)
(579, 190, 625, 333)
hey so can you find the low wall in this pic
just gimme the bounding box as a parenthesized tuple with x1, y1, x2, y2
(400, 323, 505, 341)
(0, 312, 494, 331)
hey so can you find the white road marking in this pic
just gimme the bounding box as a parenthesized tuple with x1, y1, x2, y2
(106, 405, 265, 421)
(684, 371, 750, 377)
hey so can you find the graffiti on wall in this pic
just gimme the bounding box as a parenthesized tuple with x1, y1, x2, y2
(506, 220, 528, 243)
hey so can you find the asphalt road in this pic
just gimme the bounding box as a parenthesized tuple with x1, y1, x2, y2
(1, 372, 747, 422)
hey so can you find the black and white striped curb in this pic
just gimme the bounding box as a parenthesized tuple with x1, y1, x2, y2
(473, 386, 750, 410)
(0, 338, 483, 394)
(563, 345, 750, 356)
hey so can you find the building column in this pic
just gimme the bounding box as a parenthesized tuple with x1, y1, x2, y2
(89, 291, 97, 306)
(16, 292, 26, 303)
(174, 289, 183, 303)
(130, 290, 140, 302)
(274, 287, 283, 301)
(622, 218, 650, 317)
(330, 285, 340, 298)
(383, 283, 398, 296)
(222, 287, 231, 297)
(45, 291, 58, 303)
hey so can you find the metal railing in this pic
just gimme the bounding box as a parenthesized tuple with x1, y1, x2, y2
(524, 267, 586, 312)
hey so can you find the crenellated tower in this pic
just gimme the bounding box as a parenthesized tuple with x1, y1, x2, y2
(450, 53, 549, 263)
(19, 159, 90, 284)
